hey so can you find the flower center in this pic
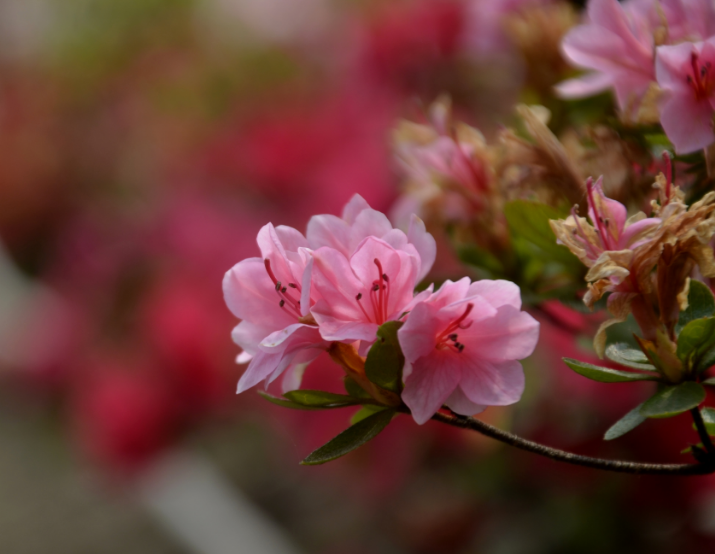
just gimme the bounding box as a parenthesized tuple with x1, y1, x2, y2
(355, 258, 391, 325)
(687, 51, 713, 101)
(435, 303, 473, 353)
(264, 259, 302, 319)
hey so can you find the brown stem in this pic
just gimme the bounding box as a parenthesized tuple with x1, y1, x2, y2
(431, 411, 715, 476)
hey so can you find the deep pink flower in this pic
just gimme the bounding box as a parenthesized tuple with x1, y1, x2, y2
(310, 236, 428, 345)
(224, 223, 328, 394)
(656, 37, 715, 154)
(307, 193, 436, 282)
(398, 278, 540, 424)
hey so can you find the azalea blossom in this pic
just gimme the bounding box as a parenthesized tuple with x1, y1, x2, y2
(223, 223, 328, 394)
(556, 0, 715, 119)
(307, 193, 436, 282)
(550, 176, 660, 268)
(310, 236, 429, 346)
(655, 37, 715, 154)
(398, 278, 539, 424)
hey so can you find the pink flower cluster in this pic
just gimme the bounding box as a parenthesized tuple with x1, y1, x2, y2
(224, 196, 540, 424)
(557, 0, 715, 153)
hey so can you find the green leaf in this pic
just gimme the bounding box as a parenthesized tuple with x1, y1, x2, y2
(301, 409, 396, 465)
(344, 376, 371, 399)
(702, 377, 715, 386)
(504, 200, 579, 266)
(563, 358, 660, 383)
(640, 382, 706, 418)
(696, 407, 715, 436)
(604, 403, 647, 440)
(283, 390, 363, 408)
(365, 321, 405, 393)
(604, 343, 657, 371)
(676, 317, 715, 372)
(257, 390, 324, 411)
(350, 405, 387, 425)
(676, 280, 715, 334)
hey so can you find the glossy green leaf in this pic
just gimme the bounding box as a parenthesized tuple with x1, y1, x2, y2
(257, 390, 323, 411)
(301, 409, 395, 465)
(504, 200, 579, 266)
(676, 280, 715, 334)
(604, 403, 647, 441)
(604, 343, 657, 371)
(676, 317, 715, 372)
(365, 321, 405, 393)
(640, 382, 706, 418)
(563, 358, 660, 383)
(284, 390, 363, 408)
(350, 405, 387, 425)
(697, 407, 715, 436)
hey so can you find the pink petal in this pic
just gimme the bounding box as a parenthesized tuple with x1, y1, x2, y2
(259, 323, 323, 352)
(351, 209, 394, 245)
(407, 214, 437, 281)
(231, 320, 274, 355)
(310, 247, 364, 322)
(223, 258, 294, 329)
(619, 217, 661, 248)
(236, 350, 284, 393)
(398, 301, 443, 362)
(459, 358, 525, 406)
(555, 72, 614, 99)
(444, 386, 486, 417)
(341, 193, 371, 225)
(426, 277, 472, 309)
(588, 176, 628, 241)
(402, 354, 462, 425)
(349, 237, 419, 319)
(659, 93, 715, 154)
(655, 42, 696, 95)
(462, 306, 540, 362)
(466, 279, 522, 310)
(306, 214, 352, 255)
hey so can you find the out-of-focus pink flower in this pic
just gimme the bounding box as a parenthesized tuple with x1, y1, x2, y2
(556, 0, 655, 113)
(224, 223, 328, 394)
(398, 278, 539, 424)
(310, 237, 426, 344)
(656, 37, 715, 154)
(307, 193, 436, 282)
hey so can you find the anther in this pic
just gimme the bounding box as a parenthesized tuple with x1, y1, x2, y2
(281, 287, 287, 293)
(372, 284, 380, 292)
(279, 300, 285, 307)
(356, 293, 362, 300)
(288, 283, 298, 288)
(382, 274, 389, 282)
(449, 334, 458, 341)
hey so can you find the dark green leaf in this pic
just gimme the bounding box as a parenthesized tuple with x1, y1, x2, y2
(640, 382, 706, 418)
(284, 390, 363, 408)
(457, 244, 504, 275)
(563, 358, 660, 383)
(697, 346, 715, 374)
(504, 200, 579, 267)
(604, 343, 657, 371)
(696, 407, 715, 436)
(350, 405, 387, 425)
(257, 390, 324, 411)
(365, 321, 405, 393)
(676, 317, 715, 372)
(676, 280, 715, 334)
(604, 403, 647, 440)
(301, 409, 395, 465)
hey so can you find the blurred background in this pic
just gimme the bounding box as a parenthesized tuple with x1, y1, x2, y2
(2, 0, 715, 552)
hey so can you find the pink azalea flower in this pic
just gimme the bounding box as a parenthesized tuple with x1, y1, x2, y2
(655, 37, 715, 154)
(223, 223, 328, 394)
(310, 236, 428, 344)
(398, 278, 540, 425)
(306, 194, 436, 282)
(556, 0, 655, 114)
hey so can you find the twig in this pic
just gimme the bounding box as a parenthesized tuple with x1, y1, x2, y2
(431, 411, 715, 476)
